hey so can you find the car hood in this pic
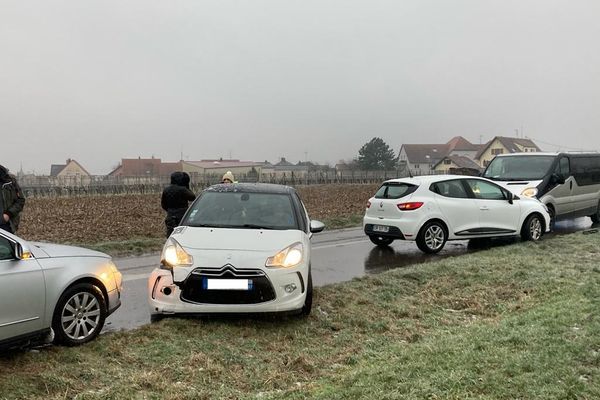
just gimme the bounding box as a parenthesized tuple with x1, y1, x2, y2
(494, 179, 543, 196)
(170, 227, 306, 282)
(173, 226, 304, 253)
(29, 242, 110, 259)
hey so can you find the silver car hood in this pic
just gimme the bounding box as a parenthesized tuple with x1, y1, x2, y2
(29, 242, 110, 259)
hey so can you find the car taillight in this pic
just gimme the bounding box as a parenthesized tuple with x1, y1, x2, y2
(397, 202, 424, 211)
(366, 201, 371, 209)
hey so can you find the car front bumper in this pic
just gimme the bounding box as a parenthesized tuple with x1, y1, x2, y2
(148, 265, 308, 315)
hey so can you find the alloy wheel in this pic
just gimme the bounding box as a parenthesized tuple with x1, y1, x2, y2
(61, 292, 102, 341)
(424, 225, 445, 250)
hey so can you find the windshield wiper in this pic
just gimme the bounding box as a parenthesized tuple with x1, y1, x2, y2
(240, 224, 275, 230)
(191, 223, 229, 228)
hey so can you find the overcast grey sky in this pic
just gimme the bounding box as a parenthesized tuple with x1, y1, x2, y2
(2, 0, 599, 174)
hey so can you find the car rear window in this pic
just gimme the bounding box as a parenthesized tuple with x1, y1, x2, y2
(374, 183, 418, 199)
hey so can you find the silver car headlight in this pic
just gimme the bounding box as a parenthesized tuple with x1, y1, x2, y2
(520, 187, 538, 198)
(265, 242, 304, 268)
(161, 238, 194, 267)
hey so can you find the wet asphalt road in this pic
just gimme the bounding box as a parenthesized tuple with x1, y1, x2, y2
(104, 217, 593, 333)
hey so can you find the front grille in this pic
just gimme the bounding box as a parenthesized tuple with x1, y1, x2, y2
(180, 264, 276, 304)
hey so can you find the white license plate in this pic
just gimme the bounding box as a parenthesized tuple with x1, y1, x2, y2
(373, 225, 389, 233)
(206, 279, 251, 290)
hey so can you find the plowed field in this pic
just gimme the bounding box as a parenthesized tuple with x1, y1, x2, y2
(18, 185, 377, 244)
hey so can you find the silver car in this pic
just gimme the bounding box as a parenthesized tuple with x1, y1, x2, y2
(0, 230, 122, 349)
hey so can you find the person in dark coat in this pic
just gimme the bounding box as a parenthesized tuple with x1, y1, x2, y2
(161, 171, 196, 237)
(0, 165, 26, 234)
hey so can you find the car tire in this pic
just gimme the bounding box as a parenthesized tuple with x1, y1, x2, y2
(547, 205, 556, 231)
(521, 214, 544, 242)
(150, 314, 165, 323)
(590, 201, 600, 224)
(52, 283, 107, 346)
(300, 272, 313, 316)
(416, 221, 447, 254)
(369, 235, 394, 247)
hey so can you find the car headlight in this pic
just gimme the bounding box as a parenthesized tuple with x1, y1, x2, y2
(520, 187, 538, 198)
(265, 242, 304, 268)
(161, 238, 193, 267)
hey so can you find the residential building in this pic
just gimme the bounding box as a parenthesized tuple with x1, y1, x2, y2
(432, 155, 482, 175)
(476, 137, 541, 167)
(398, 136, 481, 176)
(49, 159, 92, 186)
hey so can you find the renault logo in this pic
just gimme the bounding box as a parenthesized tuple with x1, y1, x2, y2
(380, 202, 384, 208)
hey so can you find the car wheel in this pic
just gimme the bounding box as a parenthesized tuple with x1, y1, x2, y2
(416, 221, 447, 254)
(52, 283, 107, 346)
(521, 214, 544, 242)
(590, 201, 600, 224)
(300, 272, 313, 316)
(369, 235, 394, 247)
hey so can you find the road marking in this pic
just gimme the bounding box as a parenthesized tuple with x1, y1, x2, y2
(313, 239, 369, 250)
(123, 272, 152, 282)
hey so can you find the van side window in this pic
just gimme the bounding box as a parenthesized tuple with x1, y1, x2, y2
(571, 156, 600, 186)
(557, 157, 570, 177)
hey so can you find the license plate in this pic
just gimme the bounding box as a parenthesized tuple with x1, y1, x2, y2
(205, 279, 252, 290)
(373, 225, 389, 233)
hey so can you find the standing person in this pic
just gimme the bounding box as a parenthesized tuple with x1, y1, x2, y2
(0, 165, 26, 234)
(221, 171, 235, 184)
(161, 171, 196, 237)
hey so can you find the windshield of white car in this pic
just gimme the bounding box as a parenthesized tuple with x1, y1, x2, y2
(483, 155, 556, 180)
(182, 192, 298, 230)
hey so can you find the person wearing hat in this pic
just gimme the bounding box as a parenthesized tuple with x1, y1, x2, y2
(221, 171, 235, 184)
(161, 171, 196, 237)
(0, 164, 26, 234)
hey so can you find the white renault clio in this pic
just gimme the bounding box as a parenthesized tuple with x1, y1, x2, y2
(148, 183, 324, 320)
(364, 175, 551, 253)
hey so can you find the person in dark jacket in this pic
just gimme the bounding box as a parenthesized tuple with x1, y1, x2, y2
(161, 171, 196, 237)
(0, 165, 26, 234)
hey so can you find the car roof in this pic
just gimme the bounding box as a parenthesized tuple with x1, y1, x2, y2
(383, 175, 490, 185)
(204, 182, 296, 194)
(493, 152, 559, 157)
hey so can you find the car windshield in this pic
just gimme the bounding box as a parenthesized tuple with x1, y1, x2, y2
(182, 191, 298, 230)
(483, 155, 556, 180)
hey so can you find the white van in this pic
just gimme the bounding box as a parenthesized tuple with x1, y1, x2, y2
(482, 152, 600, 227)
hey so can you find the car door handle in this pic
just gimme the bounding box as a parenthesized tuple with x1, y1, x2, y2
(570, 181, 573, 190)
(480, 206, 489, 211)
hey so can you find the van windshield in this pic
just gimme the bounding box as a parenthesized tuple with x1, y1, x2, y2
(483, 155, 556, 181)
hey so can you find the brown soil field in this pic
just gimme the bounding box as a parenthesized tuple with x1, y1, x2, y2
(18, 184, 378, 244)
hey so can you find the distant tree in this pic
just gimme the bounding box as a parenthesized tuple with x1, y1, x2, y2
(357, 137, 397, 170)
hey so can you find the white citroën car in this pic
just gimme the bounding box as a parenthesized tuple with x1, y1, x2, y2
(0, 230, 122, 349)
(148, 183, 325, 320)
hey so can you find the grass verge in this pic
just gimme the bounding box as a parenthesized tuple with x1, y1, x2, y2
(1, 231, 599, 399)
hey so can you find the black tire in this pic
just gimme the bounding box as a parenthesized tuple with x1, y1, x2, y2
(589, 201, 600, 224)
(416, 221, 447, 254)
(547, 205, 556, 231)
(150, 314, 165, 323)
(300, 272, 313, 316)
(369, 235, 394, 247)
(52, 283, 107, 346)
(521, 214, 544, 242)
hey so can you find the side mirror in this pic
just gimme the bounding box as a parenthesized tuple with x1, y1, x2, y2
(505, 191, 514, 204)
(15, 242, 33, 260)
(310, 220, 325, 234)
(551, 173, 565, 185)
